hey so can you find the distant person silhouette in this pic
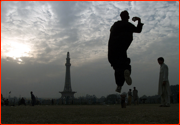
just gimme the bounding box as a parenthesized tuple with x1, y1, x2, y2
(120, 92, 127, 108)
(1, 94, 4, 106)
(108, 10, 144, 93)
(128, 89, 132, 105)
(5, 99, 9, 106)
(18, 97, 26, 106)
(30, 91, 36, 106)
(133, 87, 138, 105)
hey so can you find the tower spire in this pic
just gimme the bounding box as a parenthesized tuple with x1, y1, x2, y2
(67, 52, 69, 58)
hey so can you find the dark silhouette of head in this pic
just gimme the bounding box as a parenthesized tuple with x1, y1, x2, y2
(30, 91, 33, 94)
(157, 57, 164, 65)
(129, 89, 131, 91)
(120, 10, 129, 21)
(134, 87, 136, 90)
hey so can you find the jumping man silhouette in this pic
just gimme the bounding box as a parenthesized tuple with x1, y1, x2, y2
(108, 10, 144, 93)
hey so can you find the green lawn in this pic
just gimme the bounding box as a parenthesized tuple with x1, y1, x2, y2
(1, 104, 179, 124)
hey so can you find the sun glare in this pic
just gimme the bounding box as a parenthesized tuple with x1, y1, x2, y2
(6, 42, 31, 60)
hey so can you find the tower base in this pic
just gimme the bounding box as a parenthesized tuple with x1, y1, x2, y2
(59, 91, 76, 104)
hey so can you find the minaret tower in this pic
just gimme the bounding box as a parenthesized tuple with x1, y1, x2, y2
(64, 52, 72, 91)
(59, 52, 76, 104)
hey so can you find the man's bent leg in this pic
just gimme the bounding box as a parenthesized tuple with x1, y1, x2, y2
(115, 69, 125, 86)
(114, 67, 125, 93)
(124, 70, 132, 85)
(113, 56, 130, 92)
(124, 58, 132, 85)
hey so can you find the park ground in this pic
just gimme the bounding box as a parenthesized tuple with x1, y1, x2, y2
(1, 104, 179, 124)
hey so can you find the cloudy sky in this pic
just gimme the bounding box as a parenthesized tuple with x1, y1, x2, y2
(1, 1, 179, 99)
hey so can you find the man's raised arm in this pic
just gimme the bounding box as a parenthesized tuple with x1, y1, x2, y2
(132, 17, 144, 33)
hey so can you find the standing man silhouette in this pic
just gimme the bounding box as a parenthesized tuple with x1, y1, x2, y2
(108, 10, 144, 93)
(157, 57, 171, 107)
(30, 91, 36, 106)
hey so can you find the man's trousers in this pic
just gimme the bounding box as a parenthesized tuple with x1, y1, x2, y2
(161, 88, 170, 106)
(112, 58, 131, 87)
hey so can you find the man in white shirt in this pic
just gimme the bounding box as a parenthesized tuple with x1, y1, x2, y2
(157, 57, 171, 107)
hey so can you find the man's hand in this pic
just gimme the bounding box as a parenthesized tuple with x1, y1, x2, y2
(132, 17, 141, 23)
(163, 81, 166, 85)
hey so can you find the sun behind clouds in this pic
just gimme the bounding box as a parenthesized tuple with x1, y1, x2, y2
(5, 42, 31, 61)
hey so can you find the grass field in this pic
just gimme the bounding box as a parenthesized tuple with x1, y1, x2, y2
(1, 104, 179, 124)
